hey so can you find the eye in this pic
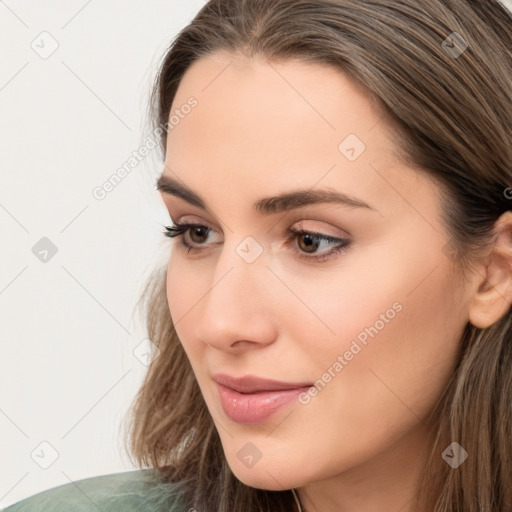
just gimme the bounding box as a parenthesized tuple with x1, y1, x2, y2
(285, 222, 351, 262)
(164, 221, 219, 249)
(163, 220, 351, 263)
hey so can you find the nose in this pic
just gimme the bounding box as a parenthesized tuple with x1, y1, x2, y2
(194, 240, 279, 353)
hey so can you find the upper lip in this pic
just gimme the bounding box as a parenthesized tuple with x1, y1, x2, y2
(212, 373, 313, 394)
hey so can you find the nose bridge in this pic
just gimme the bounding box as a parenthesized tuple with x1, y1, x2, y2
(195, 235, 276, 347)
(208, 235, 268, 315)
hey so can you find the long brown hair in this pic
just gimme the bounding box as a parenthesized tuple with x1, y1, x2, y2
(123, 1, 512, 510)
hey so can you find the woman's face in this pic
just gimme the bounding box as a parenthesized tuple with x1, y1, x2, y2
(158, 51, 473, 498)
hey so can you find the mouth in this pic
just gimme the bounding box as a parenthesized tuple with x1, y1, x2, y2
(212, 373, 313, 393)
(212, 373, 313, 424)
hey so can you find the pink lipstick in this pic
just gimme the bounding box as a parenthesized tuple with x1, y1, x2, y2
(213, 374, 312, 424)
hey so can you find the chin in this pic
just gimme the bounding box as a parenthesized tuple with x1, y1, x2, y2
(226, 458, 305, 491)
(232, 469, 294, 491)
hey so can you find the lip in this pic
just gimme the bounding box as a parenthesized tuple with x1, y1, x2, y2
(212, 373, 313, 393)
(213, 373, 313, 424)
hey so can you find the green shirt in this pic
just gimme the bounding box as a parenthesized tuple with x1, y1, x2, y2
(1, 469, 189, 512)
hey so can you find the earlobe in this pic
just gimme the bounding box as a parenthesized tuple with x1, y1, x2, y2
(468, 211, 512, 329)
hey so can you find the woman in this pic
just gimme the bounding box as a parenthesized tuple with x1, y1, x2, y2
(4, 0, 512, 511)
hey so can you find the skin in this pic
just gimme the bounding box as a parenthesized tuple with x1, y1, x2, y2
(158, 51, 512, 512)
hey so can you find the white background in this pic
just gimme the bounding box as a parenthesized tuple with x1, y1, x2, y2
(0, 1, 205, 508)
(1, 0, 511, 508)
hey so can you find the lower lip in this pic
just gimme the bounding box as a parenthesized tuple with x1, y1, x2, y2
(216, 383, 311, 424)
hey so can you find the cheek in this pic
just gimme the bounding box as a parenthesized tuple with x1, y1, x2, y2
(286, 251, 465, 452)
(308, 250, 463, 402)
(162, 240, 467, 487)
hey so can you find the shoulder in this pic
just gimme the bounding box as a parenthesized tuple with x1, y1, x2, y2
(1, 469, 189, 512)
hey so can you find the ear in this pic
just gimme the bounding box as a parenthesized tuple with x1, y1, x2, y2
(468, 211, 512, 329)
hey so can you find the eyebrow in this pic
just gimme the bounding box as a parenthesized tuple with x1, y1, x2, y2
(156, 174, 376, 215)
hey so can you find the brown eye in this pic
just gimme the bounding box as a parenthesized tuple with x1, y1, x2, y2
(286, 227, 351, 262)
(188, 225, 210, 244)
(164, 221, 351, 263)
(163, 222, 215, 246)
(296, 233, 321, 253)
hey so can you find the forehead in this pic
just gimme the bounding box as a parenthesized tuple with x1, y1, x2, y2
(169, 51, 386, 148)
(163, 52, 440, 223)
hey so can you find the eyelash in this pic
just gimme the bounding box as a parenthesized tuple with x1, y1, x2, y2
(162, 221, 351, 263)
